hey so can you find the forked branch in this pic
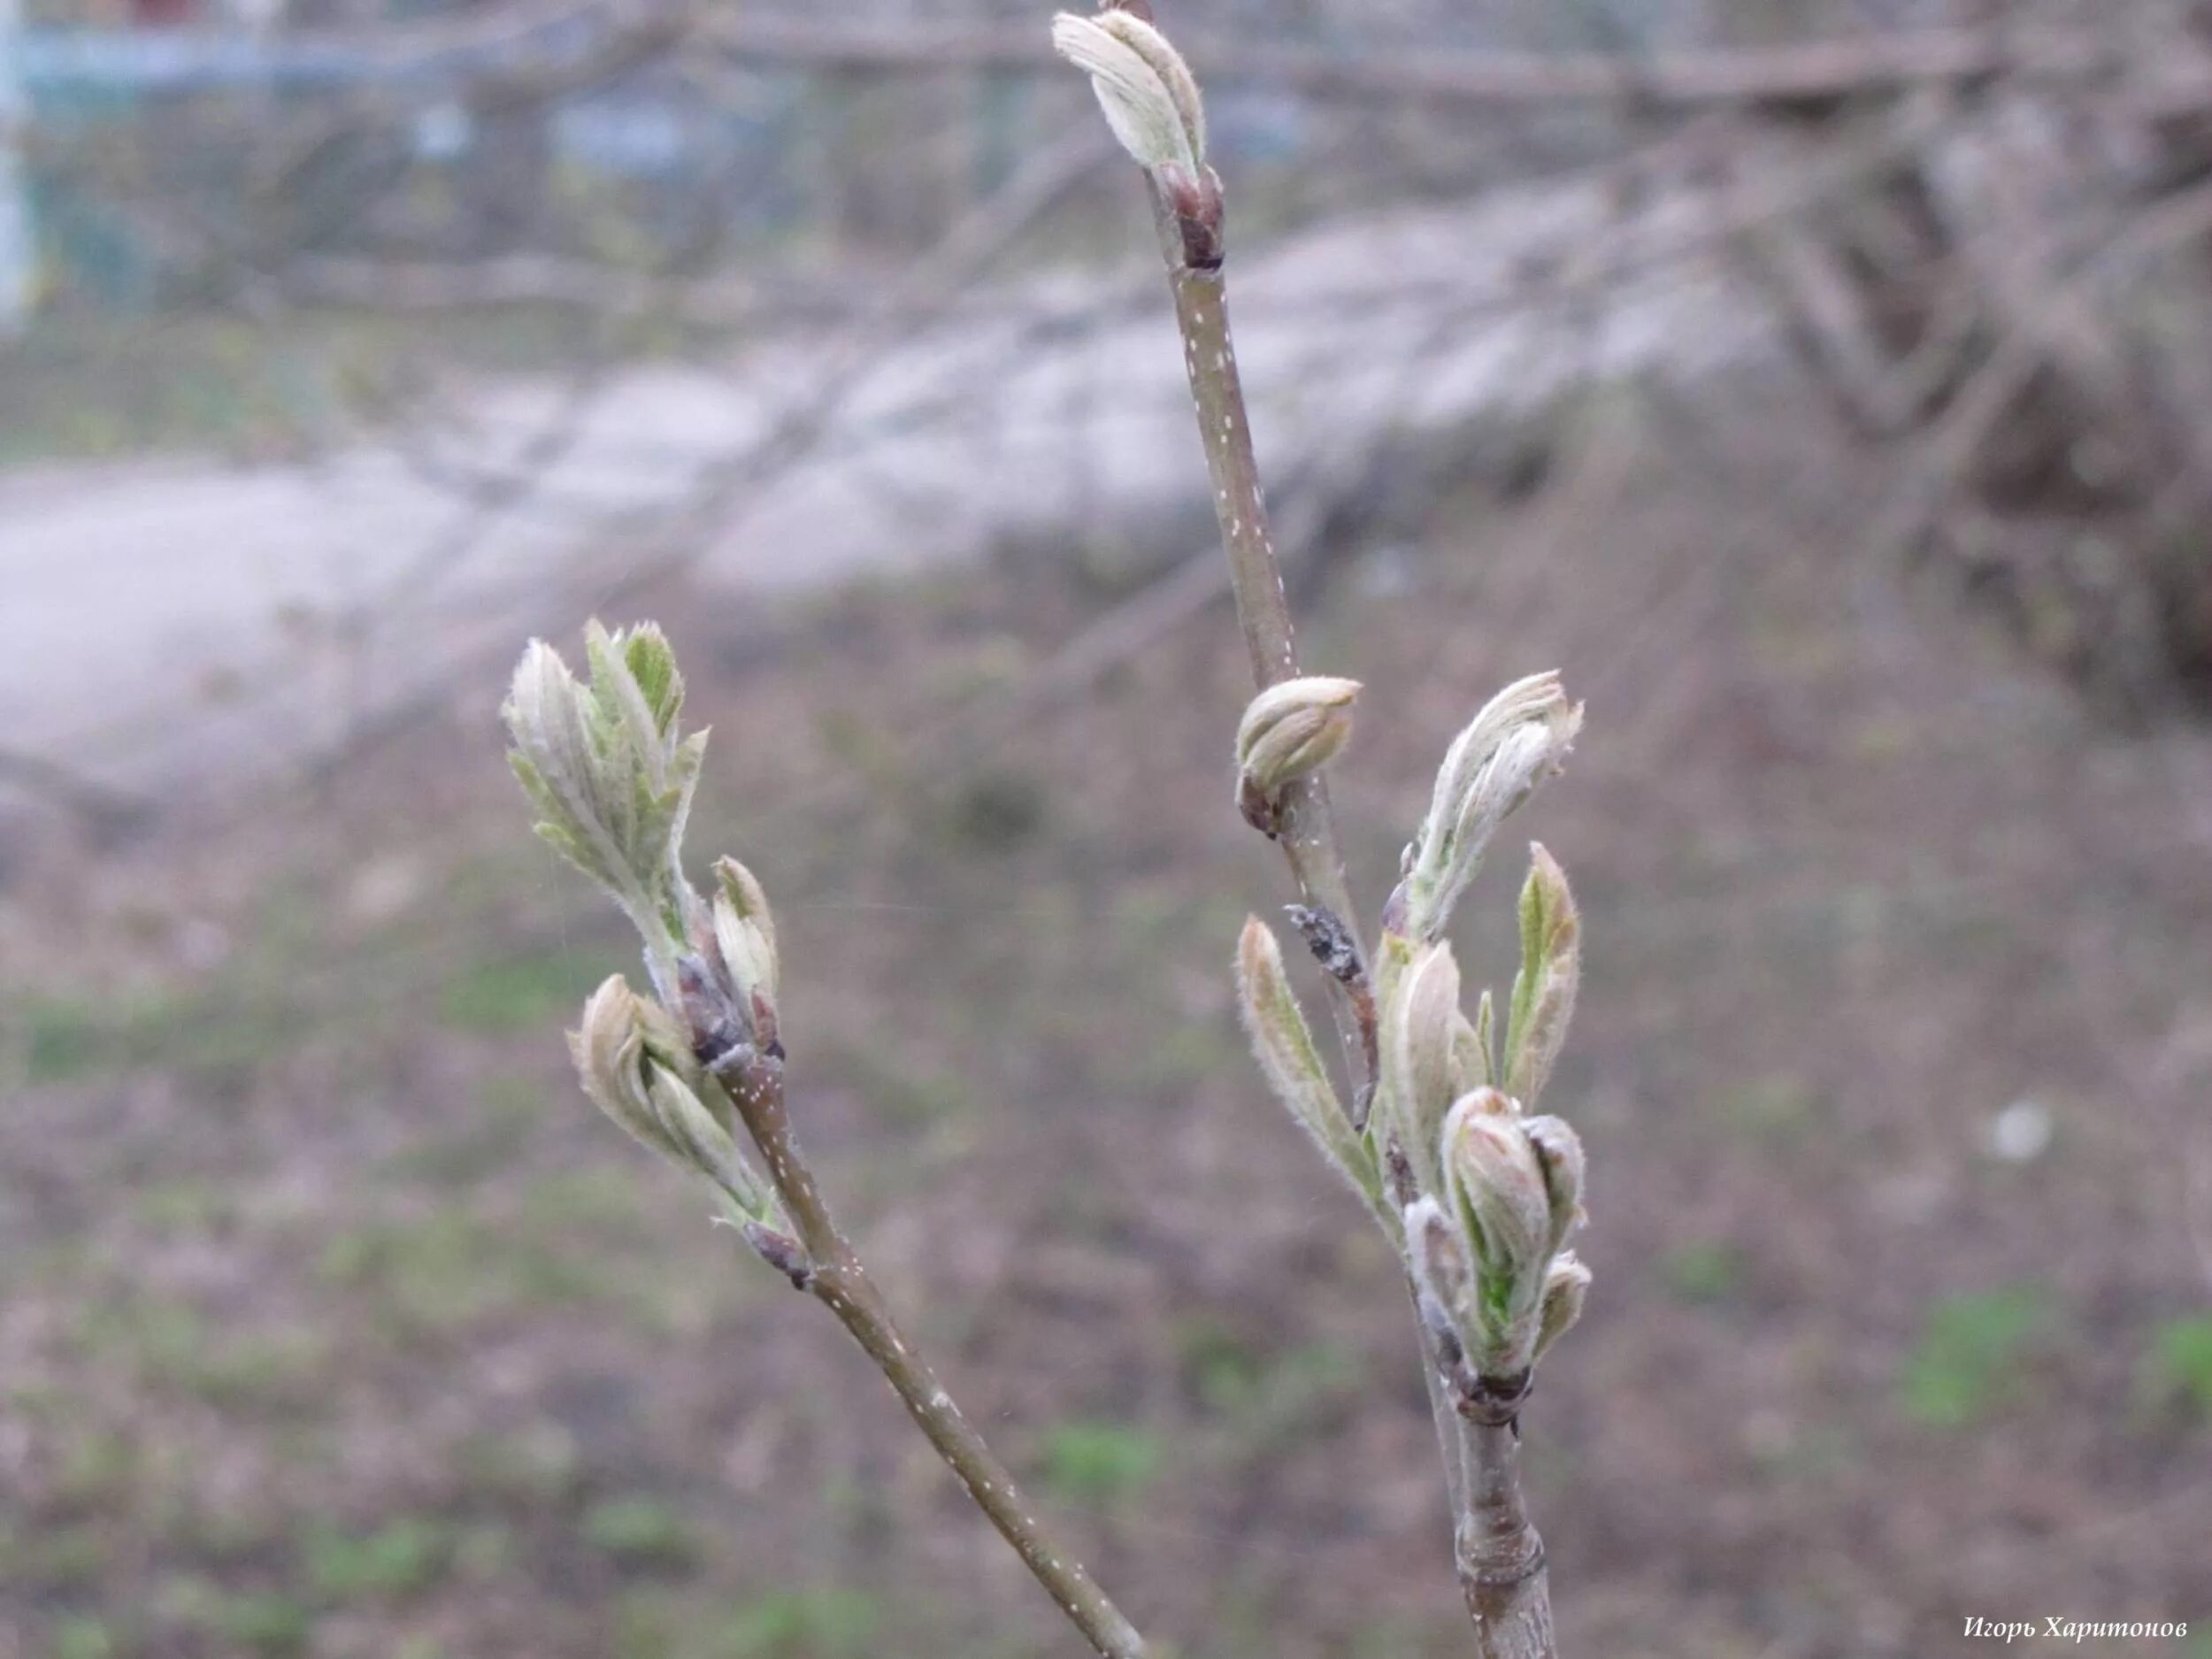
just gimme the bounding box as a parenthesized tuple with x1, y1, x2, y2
(506, 626, 1151, 1659)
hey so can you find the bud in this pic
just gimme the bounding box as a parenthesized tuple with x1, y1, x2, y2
(1504, 844, 1580, 1105)
(1394, 672, 1582, 942)
(1233, 676, 1360, 827)
(1443, 1094, 1552, 1281)
(1236, 918, 1384, 1216)
(634, 988, 707, 1088)
(647, 1067, 778, 1222)
(569, 975, 780, 1221)
(505, 621, 709, 979)
(1441, 1092, 1554, 1371)
(1532, 1252, 1592, 1363)
(648, 1065, 738, 1180)
(571, 974, 690, 1166)
(1050, 10, 1206, 176)
(1522, 1114, 1586, 1256)
(711, 856, 781, 1048)
(740, 1220, 813, 1288)
(1403, 1194, 1473, 1329)
(1379, 941, 1459, 1195)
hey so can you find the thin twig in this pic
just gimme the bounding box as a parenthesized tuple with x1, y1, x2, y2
(1164, 265, 1374, 1087)
(711, 1051, 1149, 1659)
(1107, 4, 1555, 1648)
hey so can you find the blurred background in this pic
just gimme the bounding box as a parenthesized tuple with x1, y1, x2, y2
(3, 0, 2210, 1654)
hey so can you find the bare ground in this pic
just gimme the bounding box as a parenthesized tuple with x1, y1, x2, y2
(3, 373, 2209, 1659)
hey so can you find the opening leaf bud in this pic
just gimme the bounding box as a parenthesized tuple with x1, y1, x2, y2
(647, 1066, 739, 1180)
(1404, 1194, 1473, 1331)
(572, 974, 691, 1165)
(570, 976, 780, 1221)
(1236, 917, 1384, 1217)
(1504, 844, 1581, 1105)
(1233, 676, 1360, 827)
(1522, 1113, 1586, 1256)
(646, 1067, 779, 1222)
(1532, 1252, 1592, 1363)
(1441, 1091, 1554, 1369)
(1050, 10, 1206, 176)
(711, 856, 781, 1048)
(1394, 672, 1582, 942)
(1379, 940, 1460, 1196)
(505, 621, 708, 979)
(634, 989, 708, 1090)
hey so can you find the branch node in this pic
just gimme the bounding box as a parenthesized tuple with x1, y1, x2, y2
(1459, 1368, 1534, 1430)
(741, 1221, 816, 1291)
(1286, 902, 1381, 1122)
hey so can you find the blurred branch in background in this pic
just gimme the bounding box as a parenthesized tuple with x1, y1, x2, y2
(7, 0, 2212, 823)
(28, 5, 2212, 108)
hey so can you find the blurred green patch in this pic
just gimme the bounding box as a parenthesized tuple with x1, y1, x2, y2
(19, 1520, 109, 1587)
(157, 1578, 312, 1657)
(517, 1165, 652, 1231)
(214, 1592, 313, 1657)
(49, 1614, 120, 1659)
(18, 996, 131, 1083)
(2142, 1314, 2212, 1419)
(131, 1178, 239, 1234)
(1661, 1241, 1748, 1306)
(376, 1077, 546, 1187)
(1901, 1285, 2053, 1428)
(1711, 1073, 1822, 1142)
(821, 1038, 975, 1128)
(723, 1586, 880, 1659)
(450, 1520, 514, 1582)
(12, 987, 299, 1086)
(305, 1517, 456, 1601)
(934, 766, 1048, 856)
(613, 1584, 881, 1659)
(454, 1422, 582, 1503)
(317, 1203, 634, 1337)
(581, 1495, 700, 1571)
(1115, 1018, 1246, 1093)
(1174, 1315, 1266, 1409)
(612, 1592, 689, 1659)
(1233, 1343, 1364, 1452)
(437, 947, 606, 1034)
(1040, 1420, 1162, 1504)
(1348, 1616, 1454, 1658)
(1747, 1419, 1860, 1480)
(1172, 1319, 1365, 1454)
(188, 1504, 285, 1569)
(53, 1426, 139, 1510)
(71, 1297, 328, 1413)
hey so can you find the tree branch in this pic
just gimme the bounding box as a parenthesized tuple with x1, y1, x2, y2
(1100, 4, 1555, 1647)
(712, 1051, 1150, 1659)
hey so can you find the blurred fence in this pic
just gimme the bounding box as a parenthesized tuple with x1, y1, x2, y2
(12, 0, 1770, 313)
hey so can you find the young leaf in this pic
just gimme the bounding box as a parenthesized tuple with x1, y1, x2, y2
(1504, 844, 1581, 1104)
(1236, 918, 1386, 1217)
